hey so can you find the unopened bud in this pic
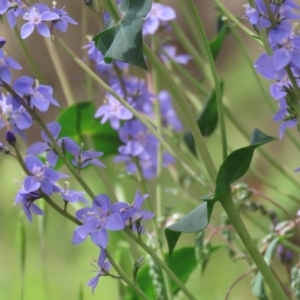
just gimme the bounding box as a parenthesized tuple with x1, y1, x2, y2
(6, 131, 16, 147)
(0, 37, 6, 48)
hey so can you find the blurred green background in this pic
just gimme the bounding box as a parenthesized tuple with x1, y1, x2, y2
(1, 0, 300, 299)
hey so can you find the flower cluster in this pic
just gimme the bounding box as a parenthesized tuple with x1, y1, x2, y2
(73, 190, 154, 292)
(0, 1, 77, 39)
(85, 2, 188, 180)
(245, 0, 300, 139)
(0, 1, 181, 294)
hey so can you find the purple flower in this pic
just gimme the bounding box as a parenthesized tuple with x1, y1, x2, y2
(14, 188, 44, 223)
(94, 93, 133, 130)
(143, 3, 176, 35)
(158, 90, 182, 131)
(54, 183, 88, 204)
(0, 49, 22, 84)
(21, 4, 59, 39)
(58, 137, 105, 168)
(13, 76, 59, 112)
(26, 122, 61, 167)
(160, 45, 191, 65)
(88, 249, 111, 293)
(52, 6, 78, 32)
(72, 194, 125, 248)
(24, 155, 68, 195)
(2, 0, 26, 28)
(111, 190, 154, 232)
(0, 94, 32, 140)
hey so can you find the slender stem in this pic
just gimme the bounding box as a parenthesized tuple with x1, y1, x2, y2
(81, 6, 93, 100)
(125, 229, 198, 300)
(55, 37, 207, 186)
(176, 0, 205, 55)
(263, 0, 276, 27)
(186, 0, 227, 160)
(13, 27, 45, 83)
(106, 252, 149, 300)
(219, 192, 289, 300)
(143, 44, 217, 184)
(44, 39, 75, 106)
(214, 0, 262, 44)
(150, 35, 174, 300)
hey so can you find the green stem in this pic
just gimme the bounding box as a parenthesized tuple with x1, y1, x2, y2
(44, 39, 75, 106)
(13, 27, 45, 83)
(143, 44, 217, 184)
(56, 37, 207, 186)
(219, 192, 289, 300)
(151, 35, 174, 300)
(125, 229, 198, 300)
(176, 0, 205, 55)
(106, 252, 149, 300)
(82, 6, 93, 100)
(214, 0, 262, 44)
(186, 0, 227, 160)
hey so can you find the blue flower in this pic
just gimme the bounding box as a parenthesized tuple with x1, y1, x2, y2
(0, 93, 32, 140)
(160, 45, 191, 65)
(52, 6, 78, 32)
(26, 122, 61, 167)
(13, 76, 59, 112)
(54, 182, 88, 204)
(87, 248, 111, 293)
(72, 194, 125, 248)
(94, 93, 133, 130)
(111, 190, 154, 232)
(21, 4, 59, 39)
(24, 155, 68, 195)
(14, 188, 44, 223)
(0, 49, 22, 84)
(143, 3, 176, 36)
(58, 137, 105, 168)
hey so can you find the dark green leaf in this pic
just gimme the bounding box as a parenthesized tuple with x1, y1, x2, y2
(93, 0, 151, 69)
(209, 24, 229, 60)
(184, 83, 224, 155)
(165, 202, 214, 258)
(213, 128, 276, 202)
(56, 102, 122, 168)
(252, 238, 278, 300)
(125, 247, 197, 299)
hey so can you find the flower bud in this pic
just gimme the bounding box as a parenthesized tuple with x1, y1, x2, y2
(6, 131, 16, 147)
(0, 37, 6, 48)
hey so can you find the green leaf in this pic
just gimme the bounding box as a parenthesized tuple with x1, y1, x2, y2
(56, 102, 122, 168)
(252, 238, 279, 300)
(93, 0, 151, 69)
(209, 24, 229, 60)
(125, 247, 197, 299)
(213, 128, 276, 202)
(184, 83, 224, 155)
(165, 202, 214, 258)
